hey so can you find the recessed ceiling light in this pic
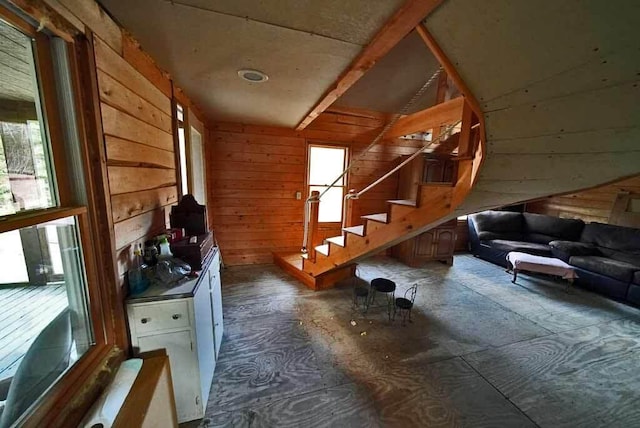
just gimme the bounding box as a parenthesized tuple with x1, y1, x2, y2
(238, 69, 269, 83)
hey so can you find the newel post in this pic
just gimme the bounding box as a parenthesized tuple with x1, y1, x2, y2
(344, 189, 358, 228)
(307, 190, 320, 261)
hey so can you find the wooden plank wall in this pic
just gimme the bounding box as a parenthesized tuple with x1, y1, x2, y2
(93, 35, 178, 285)
(208, 108, 424, 266)
(526, 175, 640, 224)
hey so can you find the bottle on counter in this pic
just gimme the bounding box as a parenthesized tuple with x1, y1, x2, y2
(128, 243, 150, 295)
(157, 235, 173, 260)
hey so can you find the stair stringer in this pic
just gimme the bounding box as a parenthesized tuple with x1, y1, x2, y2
(303, 159, 475, 277)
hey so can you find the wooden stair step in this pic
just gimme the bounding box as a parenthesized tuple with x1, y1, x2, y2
(273, 251, 303, 269)
(326, 236, 345, 247)
(387, 199, 417, 207)
(362, 213, 388, 223)
(343, 225, 365, 236)
(315, 244, 329, 256)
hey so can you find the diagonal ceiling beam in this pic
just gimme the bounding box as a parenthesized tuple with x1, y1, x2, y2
(415, 23, 482, 117)
(385, 96, 464, 138)
(295, 0, 444, 131)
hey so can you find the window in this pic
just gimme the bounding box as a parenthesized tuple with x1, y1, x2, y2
(189, 126, 206, 205)
(307, 144, 348, 223)
(175, 102, 207, 206)
(176, 103, 188, 196)
(0, 13, 99, 426)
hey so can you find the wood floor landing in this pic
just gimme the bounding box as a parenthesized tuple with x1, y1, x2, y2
(0, 284, 68, 381)
(189, 255, 640, 427)
(273, 251, 356, 290)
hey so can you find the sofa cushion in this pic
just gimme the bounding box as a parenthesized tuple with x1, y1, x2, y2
(523, 212, 585, 241)
(524, 233, 561, 245)
(478, 231, 523, 242)
(488, 239, 552, 256)
(549, 240, 601, 262)
(605, 250, 640, 267)
(634, 271, 640, 286)
(580, 222, 640, 252)
(470, 211, 523, 239)
(569, 256, 639, 283)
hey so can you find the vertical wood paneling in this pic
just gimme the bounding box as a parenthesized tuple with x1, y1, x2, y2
(209, 109, 422, 266)
(209, 128, 306, 265)
(526, 175, 640, 224)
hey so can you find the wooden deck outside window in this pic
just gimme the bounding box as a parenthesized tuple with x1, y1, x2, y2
(0, 5, 122, 426)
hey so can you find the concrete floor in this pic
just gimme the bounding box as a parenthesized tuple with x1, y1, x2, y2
(195, 254, 640, 427)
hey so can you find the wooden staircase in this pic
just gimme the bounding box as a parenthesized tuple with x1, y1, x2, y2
(274, 99, 484, 289)
(274, 21, 487, 290)
(273, 2, 640, 289)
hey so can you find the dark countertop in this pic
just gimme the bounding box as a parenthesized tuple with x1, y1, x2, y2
(126, 247, 218, 304)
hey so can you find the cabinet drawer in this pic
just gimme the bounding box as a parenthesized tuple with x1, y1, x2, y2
(132, 301, 190, 334)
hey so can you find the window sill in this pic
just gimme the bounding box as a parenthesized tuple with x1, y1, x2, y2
(18, 344, 125, 427)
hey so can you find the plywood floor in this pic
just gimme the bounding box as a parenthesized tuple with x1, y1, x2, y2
(192, 255, 640, 427)
(0, 284, 68, 381)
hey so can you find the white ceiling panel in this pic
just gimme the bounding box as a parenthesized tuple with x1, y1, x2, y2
(170, 0, 405, 45)
(334, 30, 441, 114)
(98, 0, 405, 127)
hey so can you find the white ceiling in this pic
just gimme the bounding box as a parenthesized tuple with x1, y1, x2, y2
(334, 30, 441, 114)
(98, 0, 406, 127)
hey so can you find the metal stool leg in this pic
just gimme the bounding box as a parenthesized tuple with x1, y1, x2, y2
(386, 291, 394, 322)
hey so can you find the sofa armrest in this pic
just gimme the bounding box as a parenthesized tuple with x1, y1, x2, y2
(0, 377, 11, 401)
(549, 240, 600, 262)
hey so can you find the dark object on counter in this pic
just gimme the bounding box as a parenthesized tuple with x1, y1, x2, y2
(171, 232, 213, 270)
(144, 240, 159, 266)
(170, 194, 207, 236)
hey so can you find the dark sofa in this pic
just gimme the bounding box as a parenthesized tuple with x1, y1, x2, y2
(468, 210, 640, 305)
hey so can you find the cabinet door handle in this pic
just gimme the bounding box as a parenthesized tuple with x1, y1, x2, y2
(141, 317, 150, 324)
(172, 314, 182, 320)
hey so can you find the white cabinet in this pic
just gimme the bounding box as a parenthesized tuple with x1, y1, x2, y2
(127, 250, 223, 423)
(209, 260, 224, 358)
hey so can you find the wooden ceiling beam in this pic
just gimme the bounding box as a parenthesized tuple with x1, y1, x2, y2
(415, 23, 482, 117)
(295, 0, 444, 131)
(385, 96, 464, 138)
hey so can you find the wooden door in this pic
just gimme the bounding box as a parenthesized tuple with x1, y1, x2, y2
(435, 229, 455, 258)
(138, 330, 198, 422)
(415, 231, 436, 257)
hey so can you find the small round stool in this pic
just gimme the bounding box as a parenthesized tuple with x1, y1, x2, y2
(370, 278, 396, 321)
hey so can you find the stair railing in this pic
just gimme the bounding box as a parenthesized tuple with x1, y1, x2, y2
(301, 67, 444, 253)
(341, 120, 462, 231)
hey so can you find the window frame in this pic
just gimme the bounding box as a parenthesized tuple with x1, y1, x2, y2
(0, 5, 124, 426)
(173, 99, 190, 199)
(306, 142, 349, 225)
